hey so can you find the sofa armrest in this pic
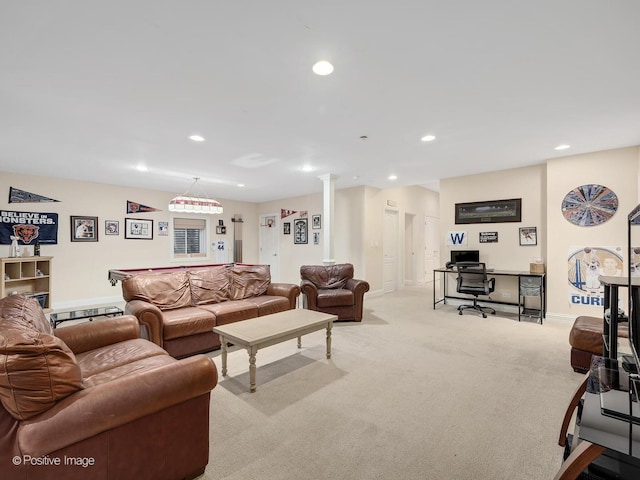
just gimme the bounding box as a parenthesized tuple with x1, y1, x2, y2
(18, 355, 218, 457)
(300, 280, 319, 310)
(267, 283, 301, 309)
(125, 299, 164, 346)
(54, 315, 140, 354)
(346, 278, 370, 298)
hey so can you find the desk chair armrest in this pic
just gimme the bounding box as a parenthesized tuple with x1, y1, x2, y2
(486, 277, 496, 295)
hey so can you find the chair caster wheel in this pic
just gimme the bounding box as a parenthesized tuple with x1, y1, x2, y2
(482, 314, 487, 318)
(458, 311, 462, 315)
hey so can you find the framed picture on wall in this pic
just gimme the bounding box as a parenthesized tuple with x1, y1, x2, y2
(71, 216, 98, 242)
(105, 220, 119, 236)
(283, 222, 291, 235)
(519, 227, 537, 246)
(312, 214, 321, 229)
(125, 218, 153, 240)
(294, 218, 308, 244)
(455, 198, 522, 224)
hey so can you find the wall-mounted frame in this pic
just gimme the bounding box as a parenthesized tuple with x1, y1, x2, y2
(455, 198, 522, 224)
(71, 216, 98, 242)
(312, 214, 321, 229)
(105, 220, 119, 236)
(125, 218, 153, 240)
(313, 232, 320, 245)
(158, 221, 169, 236)
(283, 222, 291, 235)
(519, 227, 537, 246)
(216, 226, 226, 234)
(294, 218, 308, 244)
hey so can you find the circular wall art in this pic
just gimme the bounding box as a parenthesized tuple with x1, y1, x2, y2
(561, 184, 618, 227)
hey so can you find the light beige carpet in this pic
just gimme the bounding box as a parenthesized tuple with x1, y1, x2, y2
(201, 286, 581, 480)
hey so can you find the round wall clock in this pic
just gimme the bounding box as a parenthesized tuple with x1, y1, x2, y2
(561, 184, 618, 227)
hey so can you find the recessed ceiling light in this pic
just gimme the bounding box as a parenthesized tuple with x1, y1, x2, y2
(555, 144, 571, 150)
(302, 165, 315, 172)
(388, 175, 398, 181)
(135, 165, 148, 172)
(421, 135, 436, 142)
(189, 135, 205, 142)
(312, 60, 334, 76)
(237, 183, 245, 187)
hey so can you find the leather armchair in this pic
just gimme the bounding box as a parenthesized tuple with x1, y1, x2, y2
(0, 295, 217, 480)
(300, 263, 370, 322)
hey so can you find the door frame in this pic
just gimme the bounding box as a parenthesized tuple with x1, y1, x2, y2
(258, 213, 280, 281)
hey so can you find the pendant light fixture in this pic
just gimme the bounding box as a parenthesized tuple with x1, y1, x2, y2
(168, 177, 223, 214)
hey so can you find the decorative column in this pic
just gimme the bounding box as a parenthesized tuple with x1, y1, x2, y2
(318, 173, 338, 265)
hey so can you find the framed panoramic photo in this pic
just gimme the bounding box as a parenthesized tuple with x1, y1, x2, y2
(294, 218, 308, 244)
(519, 227, 537, 246)
(105, 220, 119, 236)
(125, 218, 153, 240)
(455, 198, 522, 224)
(71, 216, 98, 242)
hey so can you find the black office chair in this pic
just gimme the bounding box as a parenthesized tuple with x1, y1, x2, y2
(455, 262, 496, 318)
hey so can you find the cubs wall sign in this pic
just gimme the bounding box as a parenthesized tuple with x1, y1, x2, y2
(568, 246, 622, 307)
(0, 210, 59, 245)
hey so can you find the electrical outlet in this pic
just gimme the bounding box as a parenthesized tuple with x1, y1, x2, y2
(501, 292, 511, 298)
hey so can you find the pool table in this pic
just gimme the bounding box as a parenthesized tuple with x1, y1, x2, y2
(108, 263, 229, 285)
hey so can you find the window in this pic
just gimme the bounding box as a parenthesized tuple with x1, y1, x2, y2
(173, 217, 207, 258)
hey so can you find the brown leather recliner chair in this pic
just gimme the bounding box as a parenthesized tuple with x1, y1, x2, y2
(300, 264, 370, 322)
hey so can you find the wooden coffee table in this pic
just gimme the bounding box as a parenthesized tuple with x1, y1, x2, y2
(213, 309, 337, 392)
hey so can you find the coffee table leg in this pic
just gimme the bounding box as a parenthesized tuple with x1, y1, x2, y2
(220, 336, 228, 377)
(326, 322, 332, 359)
(249, 346, 257, 393)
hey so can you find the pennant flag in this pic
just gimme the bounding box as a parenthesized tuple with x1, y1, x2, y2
(281, 209, 297, 219)
(9, 187, 60, 203)
(299, 211, 308, 217)
(0, 210, 59, 244)
(127, 201, 162, 214)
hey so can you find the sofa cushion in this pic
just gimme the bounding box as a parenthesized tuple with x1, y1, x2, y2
(317, 288, 355, 308)
(300, 264, 354, 289)
(83, 354, 176, 388)
(198, 300, 259, 326)
(75, 338, 168, 377)
(229, 264, 270, 300)
(122, 271, 192, 310)
(161, 307, 217, 341)
(0, 295, 52, 334)
(0, 324, 84, 420)
(247, 296, 291, 316)
(189, 266, 231, 305)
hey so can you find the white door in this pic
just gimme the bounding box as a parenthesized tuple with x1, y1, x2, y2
(383, 209, 399, 293)
(424, 216, 440, 283)
(259, 214, 280, 281)
(404, 213, 416, 285)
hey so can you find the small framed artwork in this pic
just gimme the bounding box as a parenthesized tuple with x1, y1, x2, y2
(519, 227, 537, 246)
(216, 226, 226, 234)
(294, 218, 308, 244)
(125, 218, 154, 240)
(312, 214, 321, 229)
(313, 232, 320, 245)
(71, 216, 98, 242)
(105, 220, 119, 236)
(283, 222, 291, 235)
(158, 221, 169, 236)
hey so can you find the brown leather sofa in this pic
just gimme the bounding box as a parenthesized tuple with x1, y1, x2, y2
(569, 315, 629, 373)
(300, 263, 370, 322)
(0, 295, 218, 480)
(122, 263, 300, 358)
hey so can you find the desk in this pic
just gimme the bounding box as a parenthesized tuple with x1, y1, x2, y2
(432, 268, 546, 323)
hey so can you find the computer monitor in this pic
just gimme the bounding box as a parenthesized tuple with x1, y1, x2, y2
(450, 250, 480, 265)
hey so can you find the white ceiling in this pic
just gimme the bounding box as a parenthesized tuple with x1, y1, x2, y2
(1, 1, 640, 203)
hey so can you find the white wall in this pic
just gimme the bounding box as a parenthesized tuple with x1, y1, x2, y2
(1, 171, 259, 308)
(546, 146, 640, 318)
